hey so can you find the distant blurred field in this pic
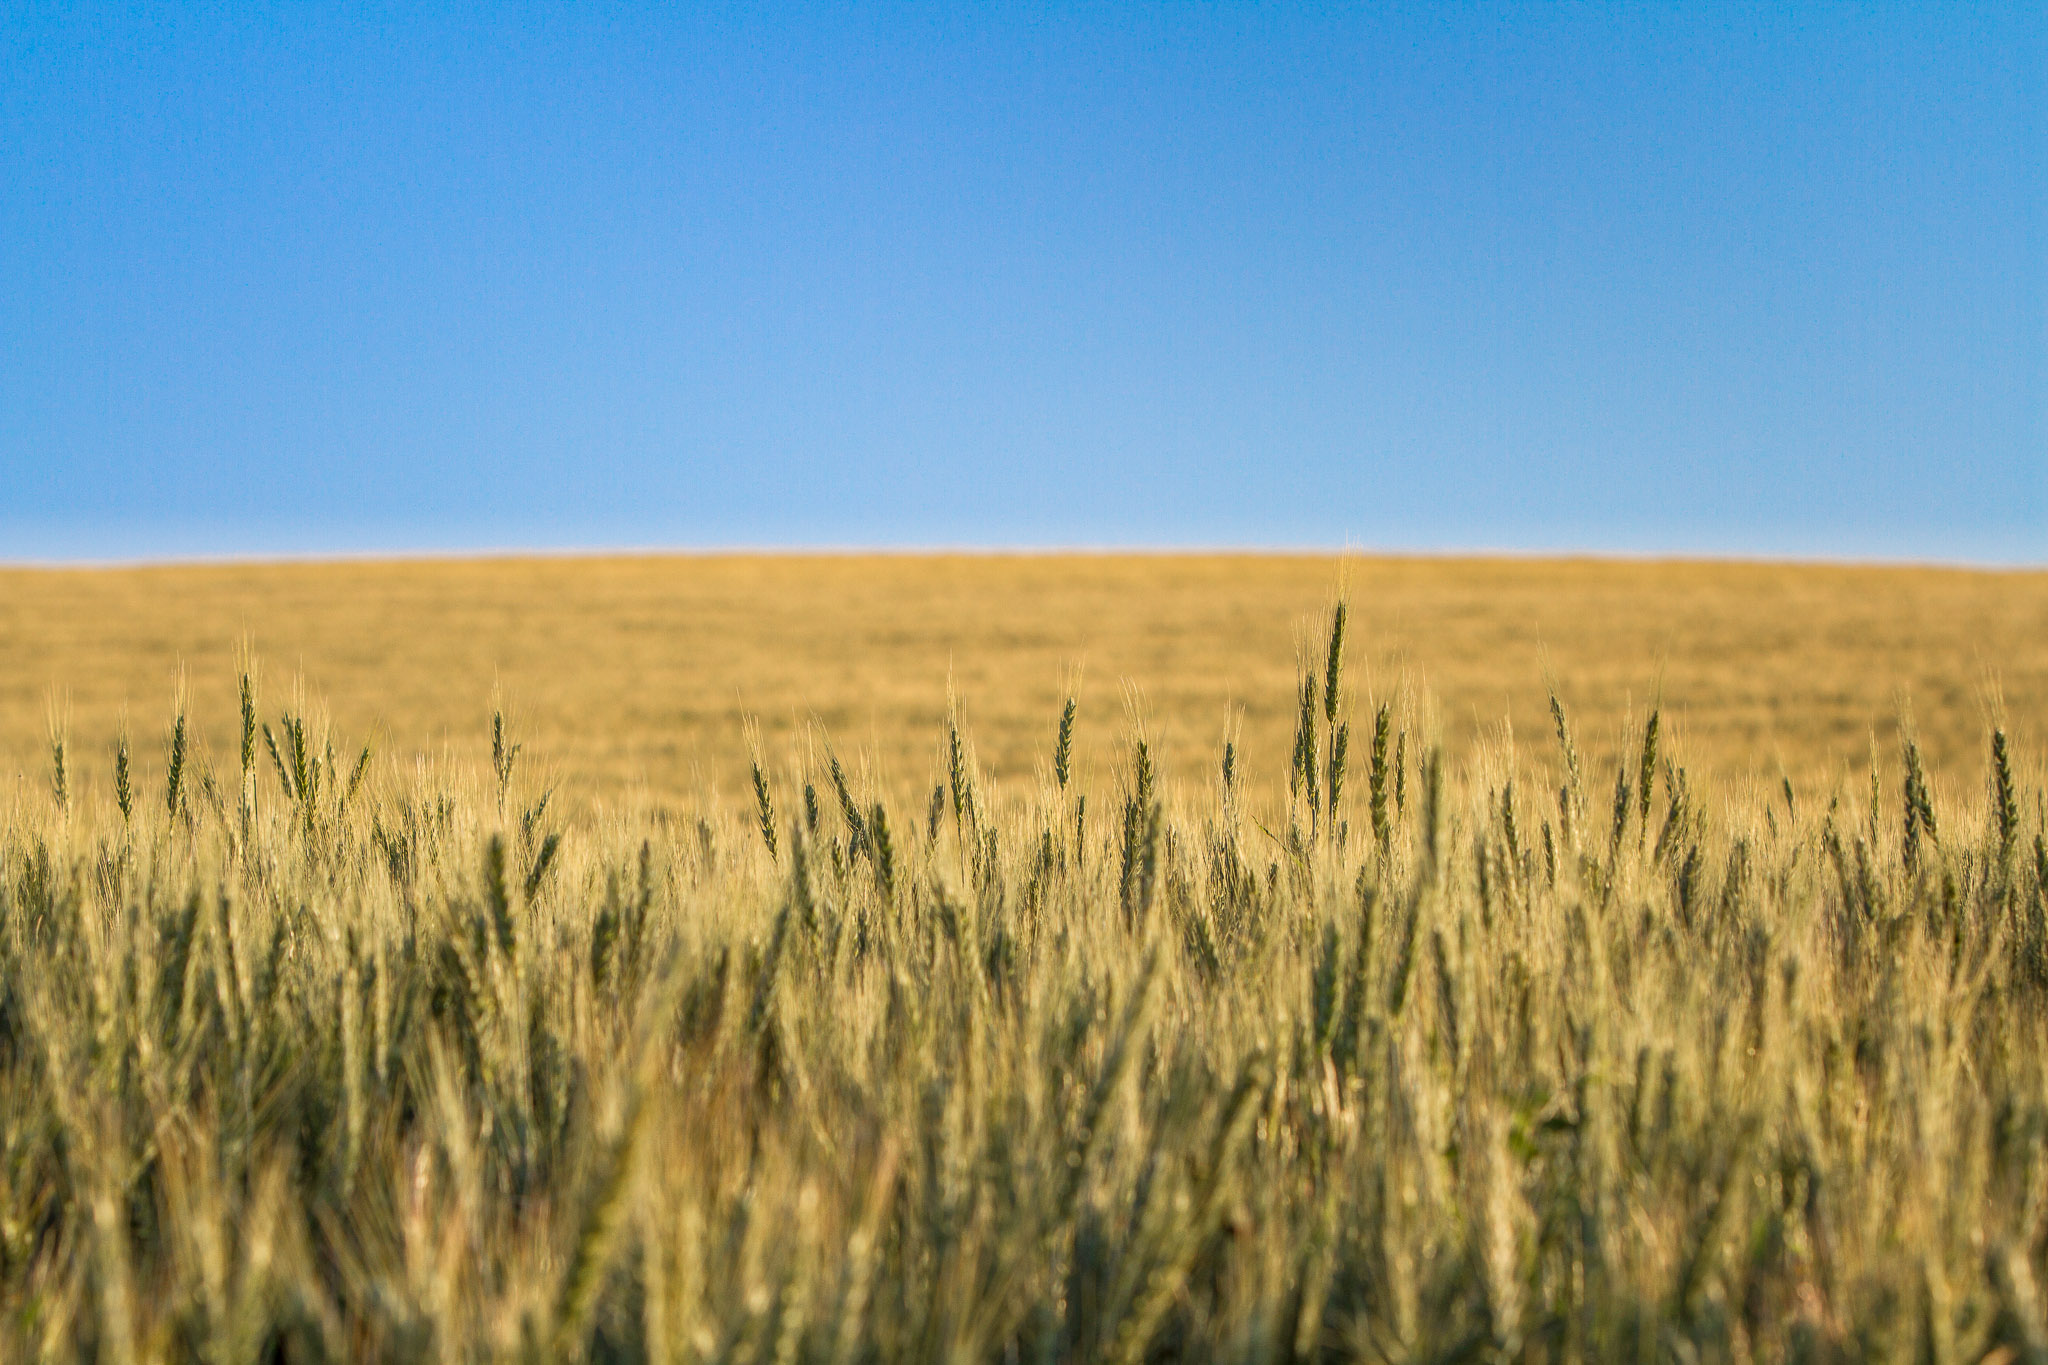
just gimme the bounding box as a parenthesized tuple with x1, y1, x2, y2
(1, 553, 2042, 810)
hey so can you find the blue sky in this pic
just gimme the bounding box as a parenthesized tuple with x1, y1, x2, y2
(2, 3, 2042, 561)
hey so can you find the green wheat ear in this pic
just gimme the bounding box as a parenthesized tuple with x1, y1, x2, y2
(1326, 719, 1349, 842)
(1323, 601, 1346, 725)
(1369, 703, 1392, 853)
(491, 708, 521, 811)
(947, 716, 975, 831)
(869, 801, 896, 900)
(1548, 690, 1585, 818)
(48, 733, 67, 814)
(1902, 731, 1938, 872)
(752, 760, 778, 863)
(239, 670, 257, 783)
(164, 710, 188, 818)
(1993, 727, 2019, 860)
(830, 753, 867, 854)
(1054, 696, 1077, 792)
(1291, 673, 1318, 806)
(1636, 707, 1661, 839)
(114, 727, 132, 823)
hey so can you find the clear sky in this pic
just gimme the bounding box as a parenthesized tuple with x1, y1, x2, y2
(3, 3, 2042, 562)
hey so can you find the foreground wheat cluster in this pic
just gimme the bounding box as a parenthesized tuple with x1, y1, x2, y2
(5, 610, 2047, 1364)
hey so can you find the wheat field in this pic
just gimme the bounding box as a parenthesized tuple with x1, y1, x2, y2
(2, 554, 2043, 814)
(1, 555, 2046, 1362)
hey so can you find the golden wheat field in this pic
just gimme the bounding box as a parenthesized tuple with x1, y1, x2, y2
(1, 554, 2043, 810)
(4, 553, 2048, 1361)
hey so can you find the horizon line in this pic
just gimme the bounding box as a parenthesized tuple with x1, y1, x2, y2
(1, 542, 2042, 574)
